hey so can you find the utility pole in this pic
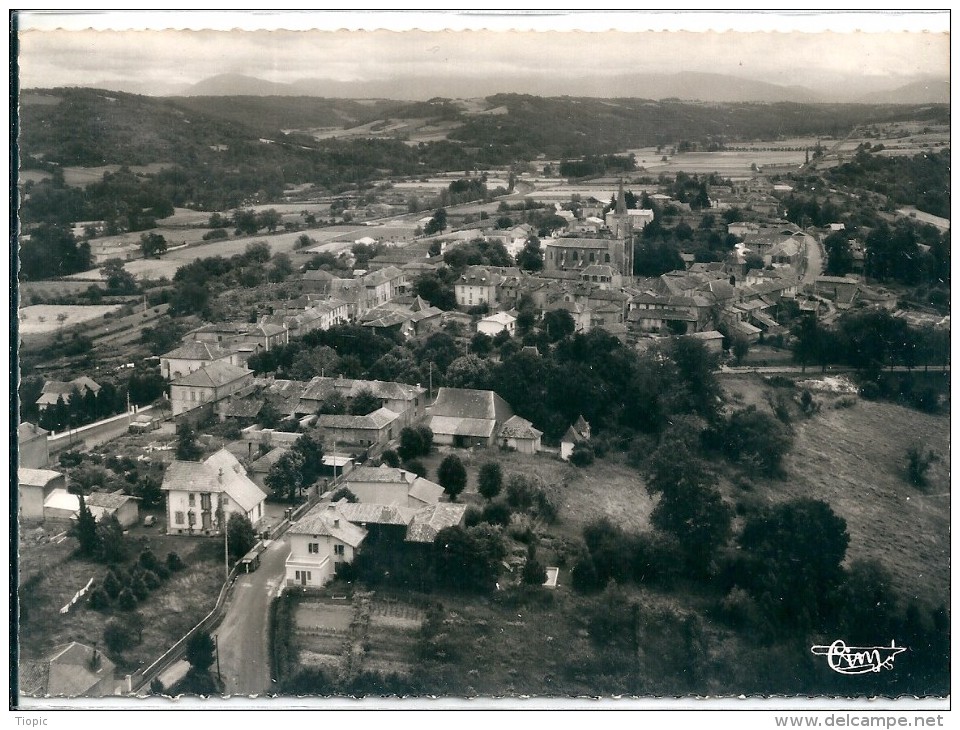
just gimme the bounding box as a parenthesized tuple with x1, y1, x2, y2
(223, 513, 229, 581)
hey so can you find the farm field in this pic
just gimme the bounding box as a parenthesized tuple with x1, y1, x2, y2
(60, 163, 174, 187)
(18, 304, 124, 334)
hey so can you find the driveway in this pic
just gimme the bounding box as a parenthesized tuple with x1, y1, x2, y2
(213, 536, 289, 697)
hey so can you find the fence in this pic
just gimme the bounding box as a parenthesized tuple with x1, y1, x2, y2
(128, 563, 240, 694)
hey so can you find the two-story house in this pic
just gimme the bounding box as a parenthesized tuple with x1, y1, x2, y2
(169, 361, 254, 417)
(160, 449, 267, 535)
(160, 341, 238, 381)
(285, 502, 367, 587)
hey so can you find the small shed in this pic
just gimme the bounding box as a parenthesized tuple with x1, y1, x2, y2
(86, 490, 140, 529)
(498, 415, 543, 455)
(560, 415, 591, 462)
(18, 468, 65, 520)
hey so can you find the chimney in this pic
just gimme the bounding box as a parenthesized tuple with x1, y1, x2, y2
(218, 468, 224, 483)
(333, 519, 340, 528)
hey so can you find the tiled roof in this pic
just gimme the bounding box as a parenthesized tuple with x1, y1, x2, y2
(337, 502, 415, 527)
(85, 490, 136, 511)
(428, 388, 512, 422)
(17, 467, 61, 487)
(345, 466, 416, 485)
(405, 504, 468, 543)
(161, 449, 266, 513)
(20, 642, 116, 698)
(317, 407, 399, 431)
(170, 361, 251, 388)
(408, 477, 445, 506)
(18, 421, 48, 440)
(545, 238, 611, 250)
(498, 415, 543, 440)
(161, 341, 233, 362)
(290, 503, 367, 547)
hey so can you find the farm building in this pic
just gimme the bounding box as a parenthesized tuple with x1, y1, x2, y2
(340, 465, 444, 508)
(18, 421, 50, 469)
(168, 361, 254, 417)
(85, 490, 140, 529)
(497, 415, 543, 455)
(17, 467, 64, 520)
(426, 387, 515, 448)
(560, 415, 591, 462)
(316, 407, 401, 448)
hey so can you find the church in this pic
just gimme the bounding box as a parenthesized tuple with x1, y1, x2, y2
(542, 180, 637, 277)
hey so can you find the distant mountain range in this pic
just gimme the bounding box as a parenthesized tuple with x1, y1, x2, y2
(154, 71, 949, 104)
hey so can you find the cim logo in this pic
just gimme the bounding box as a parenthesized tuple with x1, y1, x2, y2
(811, 640, 906, 675)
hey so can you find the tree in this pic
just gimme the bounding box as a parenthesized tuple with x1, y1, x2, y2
(269, 252, 293, 282)
(102, 258, 138, 294)
(292, 433, 325, 488)
(416, 425, 434, 453)
(117, 589, 137, 611)
(175, 423, 203, 461)
(258, 209, 282, 233)
(516, 236, 544, 271)
(732, 337, 750, 365)
(521, 544, 547, 586)
(227, 513, 257, 560)
(381, 449, 400, 468)
(140, 232, 167, 258)
(542, 308, 575, 342)
(424, 208, 447, 235)
(569, 443, 595, 467)
(824, 231, 854, 276)
(651, 480, 731, 577)
(720, 407, 793, 477)
(477, 462, 503, 501)
(738, 498, 849, 629)
(185, 631, 216, 674)
(166, 552, 185, 572)
(437, 455, 467, 501)
(135, 474, 164, 509)
(104, 616, 141, 655)
(97, 515, 128, 564)
(75, 493, 101, 558)
(398, 427, 426, 461)
(349, 388, 381, 416)
(265, 451, 305, 502)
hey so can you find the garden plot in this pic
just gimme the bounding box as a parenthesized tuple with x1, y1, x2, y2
(363, 600, 424, 676)
(293, 599, 353, 669)
(18, 304, 124, 334)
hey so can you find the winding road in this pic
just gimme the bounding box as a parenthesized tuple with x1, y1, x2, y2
(213, 536, 290, 697)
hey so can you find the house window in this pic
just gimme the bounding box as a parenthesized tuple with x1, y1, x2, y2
(189, 494, 195, 506)
(175, 511, 185, 525)
(334, 544, 345, 556)
(188, 512, 196, 526)
(308, 542, 320, 554)
(605, 254, 611, 263)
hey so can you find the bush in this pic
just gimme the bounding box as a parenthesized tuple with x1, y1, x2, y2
(463, 505, 483, 527)
(138, 548, 159, 572)
(102, 569, 122, 599)
(906, 445, 938, 488)
(117, 589, 138, 611)
(480, 500, 512, 527)
(202, 228, 229, 241)
(380, 449, 400, 468)
(130, 575, 149, 600)
(402, 459, 427, 478)
(142, 570, 161, 590)
(88, 586, 110, 610)
(166, 552, 185, 572)
(569, 443, 595, 467)
(154, 564, 170, 581)
(859, 381, 881, 400)
(571, 555, 604, 593)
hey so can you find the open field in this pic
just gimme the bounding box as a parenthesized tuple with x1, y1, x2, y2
(18, 304, 124, 334)
(60, 163, 174, 188)
(18, 530, 225, 677)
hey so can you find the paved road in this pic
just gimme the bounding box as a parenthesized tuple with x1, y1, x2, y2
(801, 231, 824, 286)
(213, 536, 289, 697)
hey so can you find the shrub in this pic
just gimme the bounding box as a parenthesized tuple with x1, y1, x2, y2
(88, 586, 110, 610)
(380, 449, 400, 468)
(142, 570, 161, 590)
(330, 486, 358, 503)
(102, 569, 122, 599)
(463, 505, 483, 527)
(130, 575, 149, 600)
(104, 619, 135, 655)
(906, 445, 938, 488)
(571, 555, 604, 594)
(166, 552, 185, 572)
(138, 548, 159, 572)
(402, 459, 427, 478)
(477, 461, 503, 501)
(569, 443, 595, 467)
(117, 589, 138, 611)
(859, 381, 881, 400)
(480, 500, 512, 527)
(154, 564, 170, 581)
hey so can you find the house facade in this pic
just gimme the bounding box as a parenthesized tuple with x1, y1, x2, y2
(285, 503, 367, 588)
(160, 449, 267, 536)
(169, 362, 254, 416)
(455, 266, 501, 308)
(18, 467, 64, 520)
(498, 415, 543, 455)
(160, 341, 238, 381)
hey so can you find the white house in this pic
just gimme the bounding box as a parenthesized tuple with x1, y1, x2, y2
(159, 341, 238, 381)
(168, 361, 254, 417)
(340, 465, 444, 508)
(160, 449, 267, 536)
(285, 502, 367, 587)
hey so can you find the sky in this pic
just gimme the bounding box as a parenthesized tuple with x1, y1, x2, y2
(15, 10, 950, 94)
